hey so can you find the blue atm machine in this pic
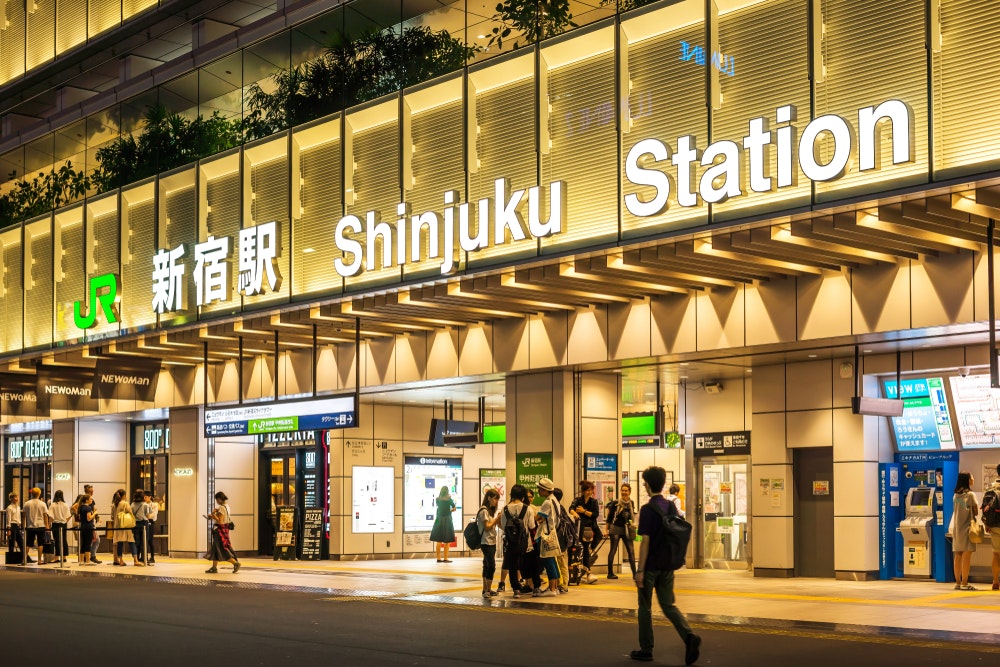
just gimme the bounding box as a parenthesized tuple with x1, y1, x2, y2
(879, 453, 958, 582)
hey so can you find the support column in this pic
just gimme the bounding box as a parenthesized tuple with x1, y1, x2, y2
(168, 406, 208, 558)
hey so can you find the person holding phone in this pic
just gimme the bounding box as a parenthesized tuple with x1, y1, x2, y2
(205, 491, 240, 574)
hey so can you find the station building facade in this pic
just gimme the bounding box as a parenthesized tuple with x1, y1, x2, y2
(0, 0, 998, 579)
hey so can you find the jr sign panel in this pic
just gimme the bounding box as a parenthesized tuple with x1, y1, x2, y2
(204, 395, 357, 437)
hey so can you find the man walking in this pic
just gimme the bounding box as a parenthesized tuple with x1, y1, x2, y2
(22, 487, 51, 565)
(631, 466, 700, 665)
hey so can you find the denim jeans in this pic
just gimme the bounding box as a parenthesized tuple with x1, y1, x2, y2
(636, 569, 692, 653)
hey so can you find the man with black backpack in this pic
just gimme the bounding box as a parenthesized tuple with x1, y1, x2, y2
(983, 464, 1000, 591)
(500, 484, 536, 598)
(631, 466, 700, 665)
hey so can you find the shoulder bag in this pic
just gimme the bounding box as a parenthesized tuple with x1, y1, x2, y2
(117, 505, 136, 530)
(539, 513, 561, 558)
(970, 517, 983, 544)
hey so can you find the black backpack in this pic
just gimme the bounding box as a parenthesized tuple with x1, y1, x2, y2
(982, 490, 1000, 529)
(463, 508, 486, 550)
(503, 504, 529, 556)
(648, 500, 692, 571)
(556, 503, 578, 552)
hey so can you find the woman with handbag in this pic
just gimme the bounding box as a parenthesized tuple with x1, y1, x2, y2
(111, 489, 141, 566)
(205, 491, 240, 574)
(605, 483, 637, 579)
(570, 480, 602, 584)
(476, 488, 502, 598)
(952, 471, 980, 590)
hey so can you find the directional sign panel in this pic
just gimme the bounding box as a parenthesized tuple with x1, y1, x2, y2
(204, 395, 357, 437)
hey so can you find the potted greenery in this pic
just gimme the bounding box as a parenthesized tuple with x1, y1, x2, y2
(488, 0, 578, 50)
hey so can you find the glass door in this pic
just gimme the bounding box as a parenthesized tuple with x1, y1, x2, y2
(269, 453, 296, 506)
(699, 458, 750, 570)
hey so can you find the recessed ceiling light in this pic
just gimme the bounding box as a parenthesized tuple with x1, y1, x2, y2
(863, 349, 872, 353)
(679, 362, 689, 366)
(477, 34, 486, 38)
(746, 369, 752, 373)
(679, 375, 688, 380)
(302, 247, 315, 253)
(808, 354, 817, 358)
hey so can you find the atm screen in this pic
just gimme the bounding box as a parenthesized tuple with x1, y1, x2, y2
(909, 488, 932, 507)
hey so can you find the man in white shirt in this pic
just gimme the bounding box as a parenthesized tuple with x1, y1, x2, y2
(5, 492, 30, 563)
(22, 487, 51, 565)
(665, 484, 685, 518)
(143, 490, 158, 565)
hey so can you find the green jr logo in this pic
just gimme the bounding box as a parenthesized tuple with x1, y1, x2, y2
(74, 273, 120, 329)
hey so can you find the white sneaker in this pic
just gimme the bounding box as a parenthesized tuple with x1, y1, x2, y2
(585, 574, 599, 584)
(537, 589, 557, 597)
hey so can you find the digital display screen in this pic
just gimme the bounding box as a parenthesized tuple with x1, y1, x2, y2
(882, 377, 956, 451)
(949, 374, 1000, 449)
(622, 413, 657, 437)
(352, 466, 394, 534)
(403, 456, 463, 532)
(481, 423, 506, 444)
(909, 488, 931, 507)
(427, 419, 478, 447)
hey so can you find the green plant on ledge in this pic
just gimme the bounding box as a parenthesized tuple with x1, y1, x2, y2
(0, 161, 90, 229)
(487, 0, 577, 50)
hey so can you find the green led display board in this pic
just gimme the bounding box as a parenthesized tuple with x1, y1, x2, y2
(482, 423, 506, 444)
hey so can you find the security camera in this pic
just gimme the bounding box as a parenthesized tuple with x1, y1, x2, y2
(959, 367, 970, 377)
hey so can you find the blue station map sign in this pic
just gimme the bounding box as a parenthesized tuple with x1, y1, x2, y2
(204, 394, 357, 437)
(883, 377, 956, 451)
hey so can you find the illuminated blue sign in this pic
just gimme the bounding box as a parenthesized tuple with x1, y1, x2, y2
(680, 41, 735, 77)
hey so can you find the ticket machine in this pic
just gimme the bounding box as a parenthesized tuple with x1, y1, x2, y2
(900, 486, 935, 577)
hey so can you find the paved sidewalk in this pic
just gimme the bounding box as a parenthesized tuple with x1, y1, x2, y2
(5, 556, 1000, 643)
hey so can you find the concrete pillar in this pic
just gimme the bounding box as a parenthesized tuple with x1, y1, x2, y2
(168, 406, 207, 558)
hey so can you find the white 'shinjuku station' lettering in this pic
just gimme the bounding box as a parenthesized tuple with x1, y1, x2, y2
(623, 100, 913, 216)
(334, 178, 566, 278)
(152, 221, 280, 315)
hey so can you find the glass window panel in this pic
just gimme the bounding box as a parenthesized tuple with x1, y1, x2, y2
(200, 53, 243, 121)
(933, 0, 1000, 177)
(199, 150, 241, 317)
(25, 134, 54, 176)
(620, 0, 708, 238)
(56, 0, 87, 54)
(814, 0, 929, 201)
(292, 116, 343, 298)
(23, 216, 53, 349)
(26, 0, 55, 71)
(243, 135, 290, 309)
(159, 167, 198, 326)
(403, 75, 465, 280)
(86, 192, 121, 338)
(569, 0, 616, 31)
(344, 97, 402, 290)
(712, 0, 810, 219)
(160, 72, 199, 121)
(468, 50, 538, 268)
(88, 107, 120, 196)
(54, 206, 84, 344)
(540, 24, 618, 253)
(0, 226, 23, 351)
(120, 180, 157, 332)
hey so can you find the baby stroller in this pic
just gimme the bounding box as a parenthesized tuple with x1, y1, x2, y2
(568, 530, 607, 585)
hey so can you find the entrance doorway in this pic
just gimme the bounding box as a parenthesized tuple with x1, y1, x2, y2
(5, 463, 51, 504)
(793, 447, 834, 577)
(697, 457, 750, 569)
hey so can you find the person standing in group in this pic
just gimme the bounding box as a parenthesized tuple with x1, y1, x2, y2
(131, 489, 153, 564)
(665, 484, 685, 518)
(22, 487, 51, 566)
(205, 491, 240, 574)
(570, 480, 602, 584)
(144, 490, 158, 565)
(111, 489, 141, 566)
(5, 492, 30, 563)
(76, 495, 96, 566)
(606, 483, 637, 579)
(952, 471, 979, 590)
(534, 478, 561, 597)
(48, 490, 72, 564)
(552, 488, 570, 593)
(477, 488, 502, 598)
(82, 485, 102, 564)
(430, 485, 456, 563)
(500, 484, 536, 598)
(631, 466, 700, 665)
(521, 488, 543, 595)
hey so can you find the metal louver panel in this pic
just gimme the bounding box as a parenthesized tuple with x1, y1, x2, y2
(56, 0, 87, 53)
(202, 158, 241, 316)
(88, 0, 121, 37)
(26, 0, 55, 71)
(23, 218, 53, 349)
(934, 0, 1000, 176)
(621, 4, 708, 238)
(162, 171, 197, 324)
(1, 228, 24, 351)
(468, 61, 538, 269)
(295, 128, 344, 298)
(54, 209, 83, 343)
(0, 0, 26, 86)
(89, 200, 121, 338)
(713, 0, 810, 218)
(121, 185, 157, 331)
(814, 0, 929, 200)
(247, 153, 290, 309)
(541, 48, 618, 253)
(405, 98, 465, 279)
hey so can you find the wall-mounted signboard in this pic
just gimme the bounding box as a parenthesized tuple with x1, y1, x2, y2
(204, 395, 356, 437)
(403, 456, 462, 532)
(949, 374, 1000, 449)
(692, 431, 751, 457)
(5, 433, 53, 463)
(883, 377, 956, 451)
(352, 466, 394, 533)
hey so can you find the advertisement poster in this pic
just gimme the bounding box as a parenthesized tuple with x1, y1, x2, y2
(479, 469, 507, 512)
(883, 377, 956, 451)
(949, 375, 1000, 448)
(585, 453, 618, 505)
(813, 480, 830, 496)
(404, 456, 463, 531)
(636, 471, 650, 508)
(703, 471, 721, 514)
(984, 464, 999, 490)
(515, 452, 553, 505)
(352, 466, 394, 533)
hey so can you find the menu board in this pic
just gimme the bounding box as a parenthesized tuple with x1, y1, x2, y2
(352, 466, 395, 533)
(303, 449, 320, 509)
(404, 456, 462, 532)
(273, 506, 298, 561)
(300, 508, 324, 560)
(949, 374, 1000, 448)
(883, 377, 956, 451)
